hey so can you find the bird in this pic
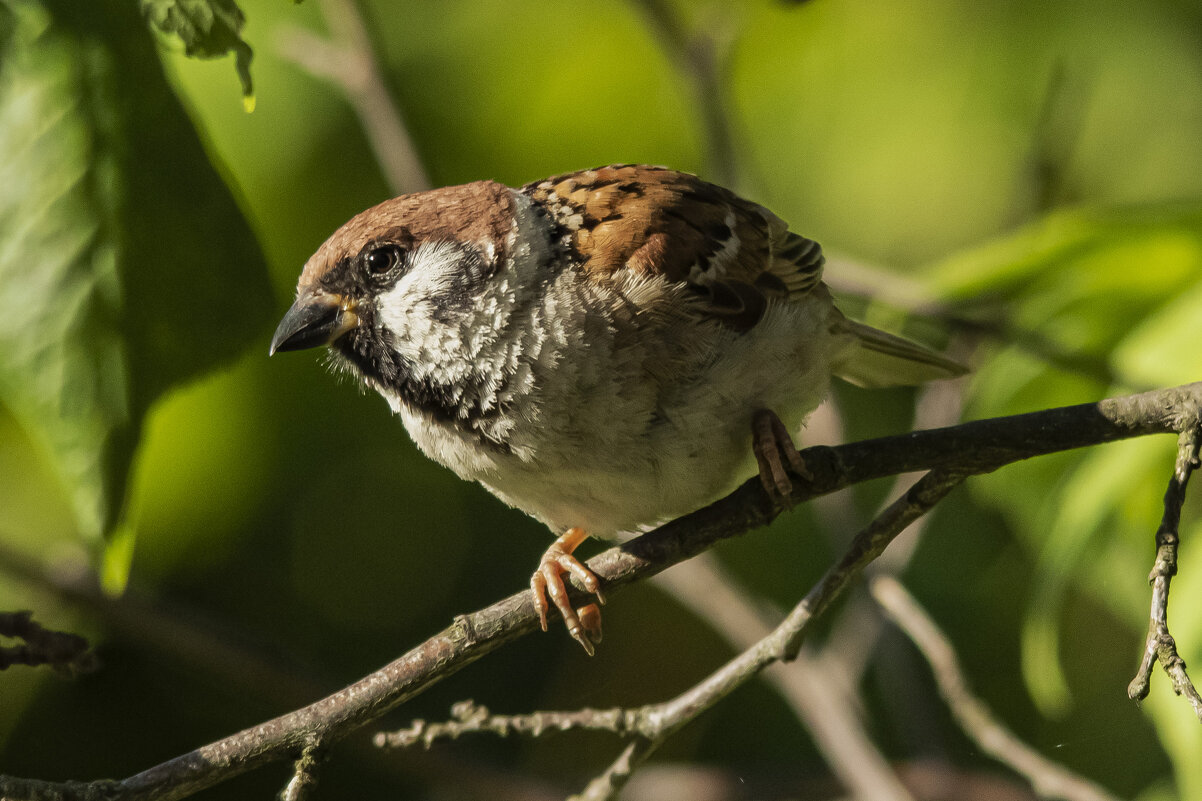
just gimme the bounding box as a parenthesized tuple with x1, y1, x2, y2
(270, 164, 965, 654)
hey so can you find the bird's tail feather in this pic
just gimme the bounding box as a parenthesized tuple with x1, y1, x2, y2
(832, 319, 967, 389)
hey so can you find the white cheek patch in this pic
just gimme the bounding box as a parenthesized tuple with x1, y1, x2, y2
(375, 240, 470, 349)
(373, 237, 532, 392)
(374, 279, 424, 364)
(417, 239, 474, 289)
(366, 190, 562, 427)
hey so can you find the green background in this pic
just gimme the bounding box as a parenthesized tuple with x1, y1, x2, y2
(3, 0, 1202, 798)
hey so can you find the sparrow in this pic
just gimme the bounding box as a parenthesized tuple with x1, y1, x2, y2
(270, 164, 964, 654)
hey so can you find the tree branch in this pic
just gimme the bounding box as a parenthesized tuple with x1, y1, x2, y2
(275, 0, 431, 195)
(381, 470, 959, 801)
(650, 555, 916, 801)
(1128, 422, 1202, 719)
(1, 381, 1199, 801)
(631, 0, 741, 187)
(572, 469, 966, 800)
(375, 700, 641, 749)
(872, 575, 1121, 801)
(0, 611, 97, 675)
(0, 541, 328, 706)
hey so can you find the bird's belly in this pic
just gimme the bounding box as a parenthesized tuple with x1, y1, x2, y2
(396, 409, 728, 536)
(476, 428, 759, 538)
(398, 299, 836, 538)
(400, 384, 819, 539)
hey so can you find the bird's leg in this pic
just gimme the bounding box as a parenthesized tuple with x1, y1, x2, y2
(530, 527, 606, 655)
(752, 408, 813, 505)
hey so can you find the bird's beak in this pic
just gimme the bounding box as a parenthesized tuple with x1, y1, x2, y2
(269, 292, 360, 355)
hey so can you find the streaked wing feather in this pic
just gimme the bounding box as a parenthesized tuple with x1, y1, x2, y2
(523, 165, 827, 332)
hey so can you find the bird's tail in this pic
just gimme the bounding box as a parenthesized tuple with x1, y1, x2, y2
(831, 318, 967, 389)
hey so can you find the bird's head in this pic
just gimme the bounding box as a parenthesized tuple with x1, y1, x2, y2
(269, 179, 542, 419)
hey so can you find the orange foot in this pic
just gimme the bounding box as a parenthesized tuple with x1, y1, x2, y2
(530, 527, 606, 655)
(752, 408, 813, 505)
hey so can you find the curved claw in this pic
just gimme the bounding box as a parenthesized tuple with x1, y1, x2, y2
(529, 527, 605, 655)
(752, 408, 812, 505)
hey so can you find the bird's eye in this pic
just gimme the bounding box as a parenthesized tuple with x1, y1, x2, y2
(364, 244, 404, 277)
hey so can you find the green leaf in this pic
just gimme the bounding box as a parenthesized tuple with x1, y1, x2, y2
(927, 202, 1202, 715)
(932, 204, 1202, 367)
(1114, 276, 1202, 387)
(140, 0, 253, 105)
(0, 0, 272, 552)
(0, 5, 14, 55)
(932, 203, 1202, 295)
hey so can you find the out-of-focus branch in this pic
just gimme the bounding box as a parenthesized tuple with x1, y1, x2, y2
(631, 0, 740, 187)
(651, 555, 915, 801)
(569, 470, 964, 801)
(0, 610, 96, 675)
(1128, 423, 1202, 720)
(276, 0, 430, 195)
(823, 255, 1121, 387)
(0, 540, 326, 705)
(2, 382, 1200, 801)
(871, 576, 1122, 801)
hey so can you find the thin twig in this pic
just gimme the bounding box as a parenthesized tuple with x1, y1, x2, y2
(386, 472, 960, 801)
(872, 575, 1122, 801)
(1128, 422, 1202, 720)
(571, 739, 651, 801)
(279, 742, 324, 801)
(0, 610, 97, 675)
(631, 0, 741, 187)
(817, 370, 968, 687)
(569, 470, 964, 800)
(276, 0, 430, 194)
(1, 382, 1199, 801)
(375, 700, 640, 749)
(651, 556, 915, 801)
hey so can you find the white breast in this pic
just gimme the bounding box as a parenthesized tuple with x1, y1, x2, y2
(396, 271, 838, 538)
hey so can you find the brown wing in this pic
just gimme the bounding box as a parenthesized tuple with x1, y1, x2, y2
(522, 165, 824, 330)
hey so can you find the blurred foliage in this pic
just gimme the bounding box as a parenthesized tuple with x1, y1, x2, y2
(142, 0, 255, 107)
(0, 0, 271, 571)
(1, 0, 1201, 799)
(930, 201, 1202, 798)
